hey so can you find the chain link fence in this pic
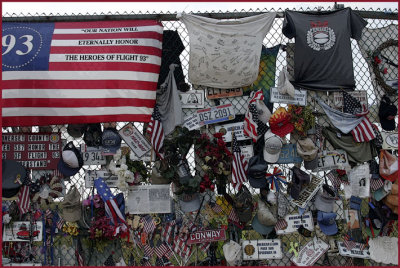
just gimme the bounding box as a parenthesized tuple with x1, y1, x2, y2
(2, 6, 398, 266)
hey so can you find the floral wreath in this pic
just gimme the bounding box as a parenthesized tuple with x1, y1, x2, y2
(195, 132, 232, 194)
(370, 39, 398, 95)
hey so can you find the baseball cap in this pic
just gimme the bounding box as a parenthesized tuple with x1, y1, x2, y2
(263, 130, 283, 163)
(83, 123, 103, 147)
(297, 138, 319, 170)
(247, 154, 268, 189)
(2, 160, 27, 198)
(317, 211, 338, 236)
(179, 193, 201, 213)
(67, 124, 87, 138)
(269, 107, 294, 137)
(102, 128, 122, 154)
(57, 142, 84, 177)
(223, 240, 242, 266)
(379, 95, 397, 131)
(61, 186, 82, 222)
(314, 186, 336, 213)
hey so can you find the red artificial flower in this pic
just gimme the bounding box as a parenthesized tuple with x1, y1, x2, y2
(213, 132, 224, 139)
(374, 56, 382, 64)
(295, 107, 303, 115)
(383, 68, 388, 74)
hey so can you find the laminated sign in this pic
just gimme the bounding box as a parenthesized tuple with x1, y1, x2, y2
(291, 237, 329, 266)
(2, 133, 61, 169)
(85, 170, 118, 188)
(381, 132, 398, 150)
(3, 221, 43, 242)
(180, 90, 204, 108)
(276, 212, 314, 235)
(2, 20, 163, 126)
(127, 184, 172, 214)
(119, 123, 151, 158)
(242, 239, 282, 260)
(215, 122, 250, 142)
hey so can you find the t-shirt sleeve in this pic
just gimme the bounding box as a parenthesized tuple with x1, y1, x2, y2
(282, 11, 296, 39)
(349, 9, 368, 40)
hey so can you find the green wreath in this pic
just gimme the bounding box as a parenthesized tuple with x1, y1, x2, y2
(371, 39, 398, 96)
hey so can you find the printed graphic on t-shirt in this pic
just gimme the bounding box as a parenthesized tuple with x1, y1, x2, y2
(306, 21, 336, 51)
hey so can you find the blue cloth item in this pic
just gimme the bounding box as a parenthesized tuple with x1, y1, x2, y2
(349, 196, 362, 211)
(317, 98, 364, 134)
(317, 211, 338, 236)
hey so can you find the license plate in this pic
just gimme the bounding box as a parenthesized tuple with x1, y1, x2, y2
(314, 150, 349, 172)
(277, 144, 303, 164)
(80, 145, 106, 165)
(82, 151, 106, 165)
(196, 104, 235, 126)
(206, 88, 243, 99)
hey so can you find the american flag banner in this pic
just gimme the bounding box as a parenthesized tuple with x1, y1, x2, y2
(351, 116, 376, 142)
(146, 105, 165, 159)
(326, 171, 342, 190)
(94, 177, 126, 226)
(56, 217, 65, 230)
(275, 218, 288, 231)
(231, 132, 248, 191)
(141, 215, 156, 234)
(211, 203, 224, 214)
(228, 207, 240, 224)
(154, 243, 169, 258)
(161, 220, 176, 244)
(244, 89, 264, 142)
(17, 185, 30, 215)
(198, 241, 211, 253)
(143, 244, 154, 258)
(173, 235, 192, 259)
(370, 178, 384, 191)
(343, 238, 357, 251)
(75, 237, 84, 266)
(2, 21, 163, 126)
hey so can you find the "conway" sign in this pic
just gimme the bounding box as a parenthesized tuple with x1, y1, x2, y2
(187, 229, 226, 245)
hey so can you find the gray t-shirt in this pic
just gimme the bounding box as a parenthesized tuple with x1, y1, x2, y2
(283, 8, 367, 91)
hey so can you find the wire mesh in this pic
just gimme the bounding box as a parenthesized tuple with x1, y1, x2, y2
(2, 6, 398, 266)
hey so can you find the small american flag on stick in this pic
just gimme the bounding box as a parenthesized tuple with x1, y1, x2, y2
(231, 132, 248, 191)
(147, 105, 165, 159)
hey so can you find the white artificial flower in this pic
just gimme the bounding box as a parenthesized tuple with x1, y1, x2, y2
(120, 164, 128, 171)
(3, 214, 11, 224)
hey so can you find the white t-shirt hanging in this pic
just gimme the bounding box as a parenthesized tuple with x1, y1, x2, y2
(178, 13, 276, 88)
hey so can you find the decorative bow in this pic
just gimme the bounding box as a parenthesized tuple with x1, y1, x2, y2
(288, 242, 299, 257)
(266, 167, 287, 192)
(200, 175, 215, 193)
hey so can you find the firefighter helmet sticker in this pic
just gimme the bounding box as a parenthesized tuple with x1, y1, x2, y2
(306, 21, 336, 51)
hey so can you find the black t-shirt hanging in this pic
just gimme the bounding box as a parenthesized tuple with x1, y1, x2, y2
(283, 8, 367, 91)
